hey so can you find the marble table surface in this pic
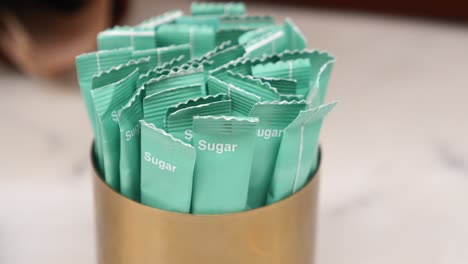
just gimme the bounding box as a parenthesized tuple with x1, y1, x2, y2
(1, 1, 467, 263)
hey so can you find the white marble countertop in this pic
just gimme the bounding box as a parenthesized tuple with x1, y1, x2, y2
(1, 1, 468, 263)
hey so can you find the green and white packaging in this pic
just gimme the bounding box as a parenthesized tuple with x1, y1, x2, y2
(212, 49, 335, 105)
(247, 100, 308, 208)
(132, 44, 191, 69)
(266, 102, 336, 204)
(165, 95, 232, 142)
(75, 2, 339, 214)
(136, 10, 183, 30)
(143, 64, 206, 96)
(243, 29, 288, 58)
(135, 55, 192, 88)
(206, 76, 261, 115)
(140, 120, 196, 213)
(255, 77, 297, 95)
(191, 116, 258, 214)
(91, 67, 140, 190)
(237, 25, 276, 45)
(143, 84, 204, 128)
(215, 28, 246, 45)
(76, 48, 133, 136)
(218, 15, 274, 29)
(165, 93, 227, 118)
(242, 19, 306, 58)
(196, 42, 245, 69)
(98, 26, 156, 51)
(214, 15, 275, 44)
(175, 15, 220, 29)
(251, 58, 312, 96)
(89, 57, 149, 173)
(156, 24, 215, 58)
(118, 87, 145, 201)
(191, 2, 246, 16)
(221, 71, 281, 101)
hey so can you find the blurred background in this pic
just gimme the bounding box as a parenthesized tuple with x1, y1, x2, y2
(1, 0, 467, 263)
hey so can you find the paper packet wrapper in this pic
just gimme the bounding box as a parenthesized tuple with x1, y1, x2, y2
(132, 44, 191, 69)
(91, 62, 142, 190)
(165, 94, 232, 142)
(76, 48, 133, 135)
(98, 26, 157, 51)
(267, 102, 337, 204)
(98, 10, 184, 51)
(118, 87, 145, 201)
(156, 24, 216, 58)
(191, 2, 246, 16)
(241, 19, 306, 58)
(212, 49, 335, 106)
(191, 116, 258, 214)
(142, 63, 207, 97)
(143, 84, 204, 128)
(246, 100, 308, 208)
(140, 120, 196, 213)
(137, 10, 184, 30)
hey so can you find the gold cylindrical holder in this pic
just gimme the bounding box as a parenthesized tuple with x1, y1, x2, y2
(93, 151, 321, 264)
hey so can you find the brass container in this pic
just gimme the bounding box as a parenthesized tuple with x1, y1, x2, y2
(93, 153, 321, 264)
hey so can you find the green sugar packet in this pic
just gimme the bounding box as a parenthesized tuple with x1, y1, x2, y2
(132, 44, 191, 69)
(251, 58, 312, 96)
(243, 19, 306, 58)
(212, 49, 335, 105)
(143, 64, 206, 96)
(206, 75, 261, 116)
(255, 77, 297, 95)
(175, 15, 220, 29)
(244, 29, 288, 59)
(238, 25, 276, 45)
(247, 100, 307, 208)
(218, 15, 274, 29)
(175, 15, 273, 38)
(136, 10, 184, 30)
(155, 59, 214, 77)
(118, 87, 145, 201)
(279, 93, 305, 101)
(98, 26, 156, 51)
(135, 55, 193, 88)
(140, 120, 196, 213)
(214, 15, 275, 45)
(143, 84, 204, 128)
(196, 41, 245, 69)
(191, 2, 246, 16)
(90, 57, 148, 175)
(166, 93, 227, 118)
(91, 67, 140, 190)
(191, 116, 258, 214)
(166, 95, 232, 142)
(76, 48, 133, 136)
(266, 102, 337, 205)
(221, 71, 281, 101)
(156, 24, 215, 58)
(215, 28, 246, 45)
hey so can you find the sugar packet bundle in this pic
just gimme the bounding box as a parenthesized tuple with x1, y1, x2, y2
(77, 2, 337, 214)
(206, 70, 336, 207)
(212, 49, 335, 104)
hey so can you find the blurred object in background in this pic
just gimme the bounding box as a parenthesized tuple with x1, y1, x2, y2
(0, 0, 127, 78)
(252, 0, 468, 22)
